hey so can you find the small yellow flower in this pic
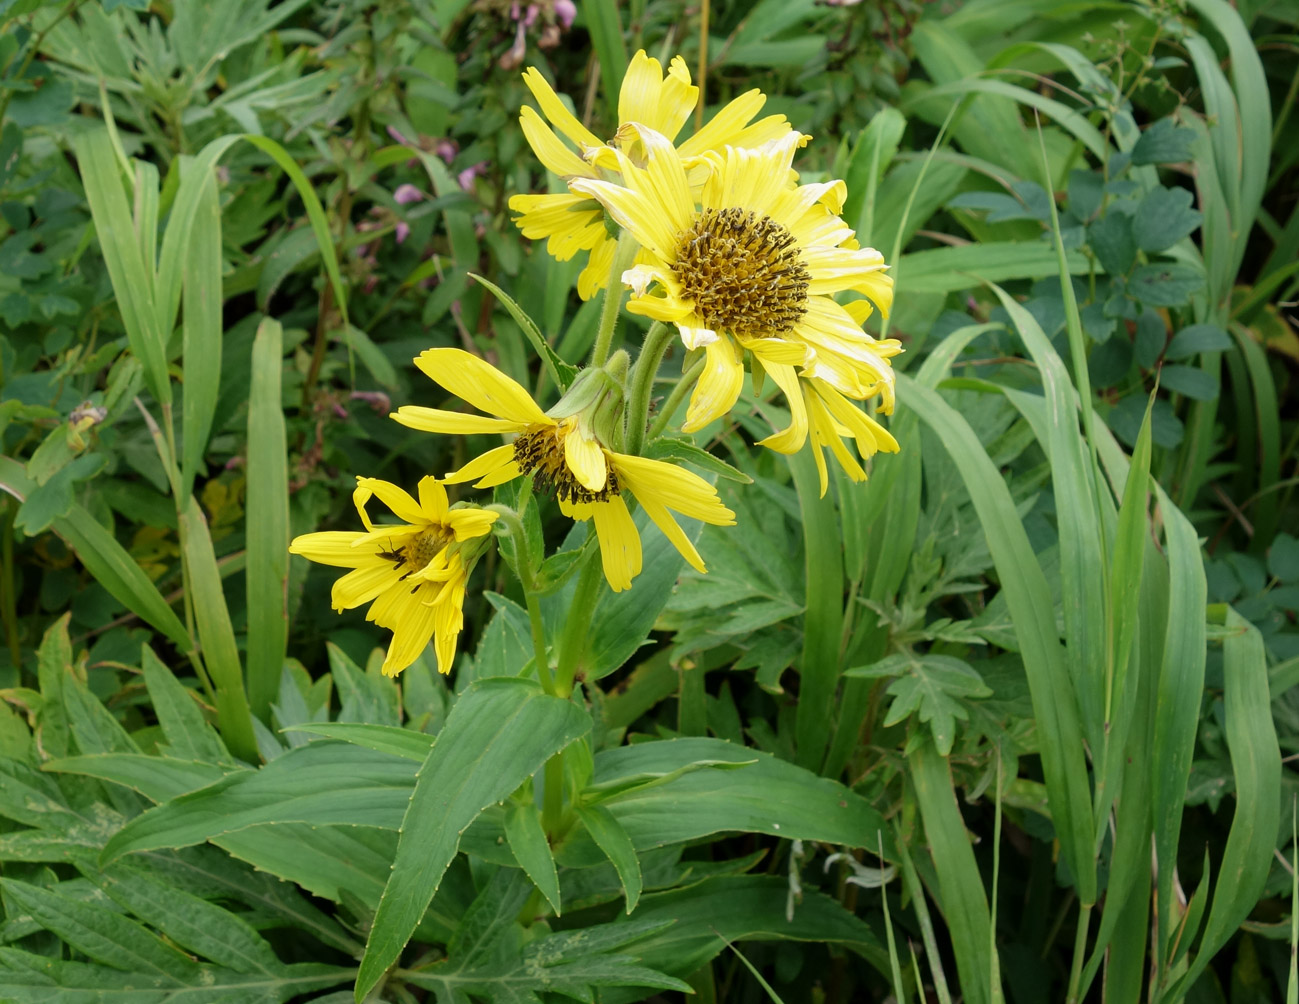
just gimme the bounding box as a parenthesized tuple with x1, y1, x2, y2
(392, 348, 736, 592)
(288, 477, 497, 677)
(509, 49, 795, 299)
(570, 126, 901, 491)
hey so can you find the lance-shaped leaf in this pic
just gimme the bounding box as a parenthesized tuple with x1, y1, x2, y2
(355, 678, 591, 1000)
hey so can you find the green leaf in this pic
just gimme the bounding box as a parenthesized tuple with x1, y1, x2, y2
(1268, 533, 1299, 584)
(328, 642, 400, 726)
(141, 645, 230, 764)
(179, 167, 223, 497)
(1159, 364, 1219, 400)
(1131, 118, 1196, 165)
(644, 436, 752, 483)
(1, 877, 197, 980)
(401, 870, 687, 999)
(245, 318, 290, 721)
(43, 753, 234, 803)
(848, 652, 991, 756)
(179, 496, 257, 763)
(897, 241, 1094, 293)
(102, 743, 420, 861)
(843, 107, 907, 245)
(1132, 186, 1202, 253)
(576, 804, 642, 914)
(622, 875, 888, 980)
(504, 800, 562, 915)
(1129, 263, 1205, 307)
(341, 324, 398, 389)
(565, 737, 889, 858)
(1165, 323, 1231, 359)
(1088, 212, 1136, 275)
(579, 0, 628, 118)
(355, 678, 591, 1000)
(280, 722, 434, 761)
(470, 272, 577, 390)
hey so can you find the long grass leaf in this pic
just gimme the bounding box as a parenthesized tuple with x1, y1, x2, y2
(244, 319, 289, 722)
(179, 170, 223, 498)
(899, 375, 1096, 906)
(580, 0, 628, 120)
(179, 496, 257, 763)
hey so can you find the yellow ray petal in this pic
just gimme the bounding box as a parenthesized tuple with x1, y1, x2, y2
(753, 360, 809, 454)
(677, 89, 768, 159)
(288, 530, 375, 567)
(417, 477, 448, 519)
(613, 454, 736, 525)
(473, 459, 525, 489)
(591, 496, 642, 592)
(355, 477, 427, 526)
(445, 443, 518, 484)
(638, 497, 707, 573)
(380, 587, 439, 677)
(577, 232, 616, 300)
(414, 348, 551, 425)
(568, 176, 678, 263)
(522, 66, 601, 151)
(564, 423, 607, 492)
(655, 55, 698, 138)
(683, 337, 744, 433)
(446, 507, 499, 540)
(392, 406, 526, 436)
(624, 124, 694, 235)
(519, 106, 596, 179)
(331, 562, 403, 612)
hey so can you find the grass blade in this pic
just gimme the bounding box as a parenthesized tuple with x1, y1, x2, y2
(245, 318, 289, 722)
(180, 169, 223, 498)
(179, 496, 257, 763)
(580, 0, 628, 120)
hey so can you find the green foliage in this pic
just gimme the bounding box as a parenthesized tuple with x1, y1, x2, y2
(2, 0, 1297, 1000)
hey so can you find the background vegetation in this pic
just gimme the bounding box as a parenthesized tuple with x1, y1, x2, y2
(0, 0, 1297, 1001)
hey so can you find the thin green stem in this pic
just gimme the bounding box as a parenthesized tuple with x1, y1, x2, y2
(485, 503, 554, 694)
(553, 540, 603, 697)
(624, 322, 672, 455)
(1, 499, 21, 669)
(524, 590, 554, 695)
(589, 232, 636, 367)
(1065, 902, 1092, 1004)
(646, 352, 704, 440)
(542, 754, 564, 837)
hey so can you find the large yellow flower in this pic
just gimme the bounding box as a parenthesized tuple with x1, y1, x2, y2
(392, 348, 736, 592)
(569, 126, 901, 486)
(288, 477, 496, 676)
(509, 49, 795, 299)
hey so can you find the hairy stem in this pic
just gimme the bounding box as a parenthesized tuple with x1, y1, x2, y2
(589, 232, 636, 366)
(646, 351, 704, 440)
(624, 322, 672, 456)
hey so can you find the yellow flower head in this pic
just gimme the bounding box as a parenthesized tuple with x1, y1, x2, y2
(392, 348, 736, 592)
(569, 126, 901, 490)
(508, 49, 796, 299)
(288, 477, 497, 677)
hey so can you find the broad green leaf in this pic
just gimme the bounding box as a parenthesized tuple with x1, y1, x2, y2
(504, 800, 561, 915)
(141, 645, 230, 764)
(1088, 212, 1137, 276)
(355, 678, 591, 1000)
(281, 723, 434, 761)
(843, 107, 907, 245)
(1132, 186, 1202, 254)
(245, 318, 290, 721)
(576, 804, 642, 914)
(1165, 323, 1231, 359)
(1130, 263, 1205, 307)
(1131, 118, 1196, 164)
(644, 436, 752, 483)
(622, 875, 889, 980)
(102, 743, 420, 860)
(43, 754, 234, 803)
(98, 857, 280, 975)
(562, 738, 889, 859)
(848, 652, 991, 756)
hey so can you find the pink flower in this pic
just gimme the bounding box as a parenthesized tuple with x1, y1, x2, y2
(387, 125, 410, 146)
(458, 161, 489, 191)
(393, 183, 423, 205)
(434, 139, 457, 162)
(395, 221, 411, 244)
(554, 0, 575, 29)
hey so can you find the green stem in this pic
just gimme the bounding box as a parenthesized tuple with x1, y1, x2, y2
(1, 499, 21, 669)
(624, 322, 672, 456)
(553, 541, 603, 697)
(486, 504, 554, 694)
(1065, 903, 1092, 1004)
(542, 754, 564, 836)
(646, 352, 704, 440)
(524, 590, 554, 695)
(589, 232, 636, 367)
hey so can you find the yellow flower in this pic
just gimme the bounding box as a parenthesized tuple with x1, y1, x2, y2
(288, 477, 497, 677)
(392, 348, 736, 592)
(508, 49, 795, 299)
(569, 126, 901, 486)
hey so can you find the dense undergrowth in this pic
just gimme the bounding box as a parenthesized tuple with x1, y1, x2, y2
(1, 0, 1297, 1001)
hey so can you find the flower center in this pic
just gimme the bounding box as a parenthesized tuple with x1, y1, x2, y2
(400, 527, 452, 572)
(513, 423, 620, 504)
(673, 208, 810, 337)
